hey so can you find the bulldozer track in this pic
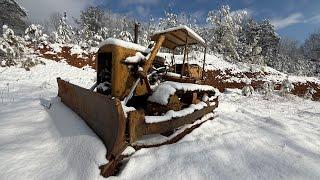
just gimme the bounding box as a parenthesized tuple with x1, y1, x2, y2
(100, 112, 217, 177)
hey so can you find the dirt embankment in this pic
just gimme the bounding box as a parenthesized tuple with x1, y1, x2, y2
(204, 70, 320, 101)
(36, 45, 320, 101)
(36, 45, 97, 69)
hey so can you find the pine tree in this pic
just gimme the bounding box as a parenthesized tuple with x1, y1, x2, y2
(56, 12, 74, 44)
(158, 11, 178, 30)
(302, 30, 320, 76)
(76, 6, 104, 33)
(119, 30, 133, 42)
(117, 18, 133, 42)
(239, 18, 263, 64)
(206, 5, 246, 61)
(0, 25, 27, 66)
(302, 30, 320, 61)
(75, 26, 94, 48)
(274, 38, 307, 75)
(24, 24, 48, 46)
(258, 19, 279, 64)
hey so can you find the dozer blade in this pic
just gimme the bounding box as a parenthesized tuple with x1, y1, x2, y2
(57, 78, 126, 160)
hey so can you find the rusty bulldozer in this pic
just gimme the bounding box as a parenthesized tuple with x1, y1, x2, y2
(57, 26, 218, 177)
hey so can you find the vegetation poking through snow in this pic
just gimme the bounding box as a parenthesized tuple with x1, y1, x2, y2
(280, 76, 294, 96)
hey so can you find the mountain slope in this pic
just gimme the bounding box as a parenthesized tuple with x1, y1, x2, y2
(0, 0, 27, 35)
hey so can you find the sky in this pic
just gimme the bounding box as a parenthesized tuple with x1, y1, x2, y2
(16, 0, 320, 42)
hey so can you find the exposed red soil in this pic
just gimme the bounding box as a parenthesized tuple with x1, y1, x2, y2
(291, 81, 320, 101)
(36, 45, 320, 101)
(204, 70, 320, 101)
(36, 45, 97, 69)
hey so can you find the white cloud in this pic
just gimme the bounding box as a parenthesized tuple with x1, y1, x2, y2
(119, 0, 159, 18)
(270, 13, 304, 30)
(305, 14, 320, 24)
(16, 0, 101, 23)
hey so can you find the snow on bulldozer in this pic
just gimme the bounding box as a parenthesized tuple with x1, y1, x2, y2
(57, 25, 219, 177)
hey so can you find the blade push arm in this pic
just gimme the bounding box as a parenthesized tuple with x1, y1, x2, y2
(124, 35, 166, 105)
(140, 35, 165, 77)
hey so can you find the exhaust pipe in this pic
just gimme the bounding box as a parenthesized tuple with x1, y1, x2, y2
(134, 23, 139, 44)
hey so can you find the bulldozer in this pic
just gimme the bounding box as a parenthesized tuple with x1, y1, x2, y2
(57, 25, 219, 177)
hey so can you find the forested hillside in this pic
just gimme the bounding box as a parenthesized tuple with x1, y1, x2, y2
(0, 2, 319, 77)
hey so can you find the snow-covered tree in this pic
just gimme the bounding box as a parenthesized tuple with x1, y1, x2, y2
(280, 76, 294, 96)
(76, 6, 104, 33)
(138, 24, 151, 47)
(0, 25, 27, 66)
(99, 27, 109, 39)
(302, 30, 320, 75)
(273, 38, 308, 75)
(206, 5, 247, 61)
(158, 11, 178, 30)
(262, 81, 275, 96)
(302, 30, 320, 61)
(119, 30, 133, 42)
(48, 12, 74, 44)
(24, 24, 48, 46)
(242, 85, 254, 96)
(49, 12, 62, 31)
(239, 18, 263, 64)
(100, 10, 126, 38)
(56, 12, 74, 44)
(75, 27, 93, 48)
(258, 20, 279, 60)
(242, 78, 254, 96)
(148, 16, 157, 33)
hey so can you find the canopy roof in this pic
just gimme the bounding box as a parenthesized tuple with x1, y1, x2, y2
(150, 25, 206, 50)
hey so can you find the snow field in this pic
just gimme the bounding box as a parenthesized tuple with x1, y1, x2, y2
(0, 56, 319, 179)
(112, 92, 320, 180)
(0, 59, 108, 180)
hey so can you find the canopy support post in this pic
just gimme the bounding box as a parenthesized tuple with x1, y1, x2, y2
(181, 35, 188, 78)
(172, 48, 176, 73)
(202, 46, 207, 80)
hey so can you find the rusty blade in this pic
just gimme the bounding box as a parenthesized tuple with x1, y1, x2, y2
(57, 78, 127, 159)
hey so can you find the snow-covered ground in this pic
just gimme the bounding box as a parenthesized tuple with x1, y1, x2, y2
(0, 59, 108, 179)
(114, 91, 320, 180)
(0, 58, 320, 179)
